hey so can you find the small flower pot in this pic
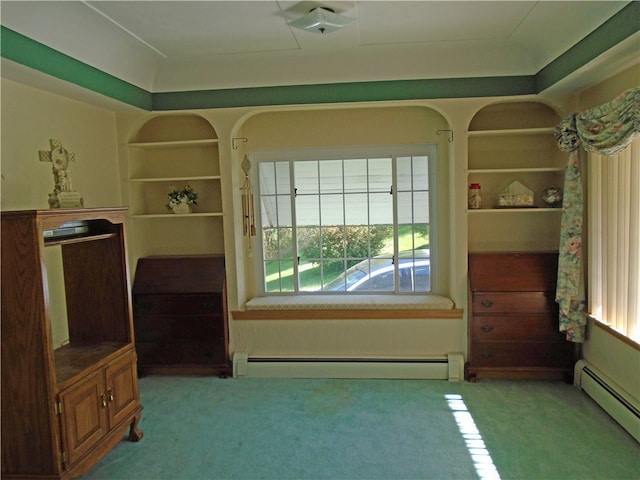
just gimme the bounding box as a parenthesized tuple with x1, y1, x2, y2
(172, 203, 192, 214)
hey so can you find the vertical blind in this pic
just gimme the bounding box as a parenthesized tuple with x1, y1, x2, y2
(587, 138, 639, 343)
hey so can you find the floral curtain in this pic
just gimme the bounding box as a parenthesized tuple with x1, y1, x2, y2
(553, 86, 640, 342)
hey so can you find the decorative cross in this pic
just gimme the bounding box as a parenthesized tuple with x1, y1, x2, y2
(39, 139, 83, 208)
(39, 139, 76, 192)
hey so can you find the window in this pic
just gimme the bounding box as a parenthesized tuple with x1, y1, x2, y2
(254, 145, 436, 294)
(587, 138, 639, 343)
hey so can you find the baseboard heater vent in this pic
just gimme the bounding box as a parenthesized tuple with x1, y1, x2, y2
(574, 360, 640, 442)
(232, 353, 465, 381)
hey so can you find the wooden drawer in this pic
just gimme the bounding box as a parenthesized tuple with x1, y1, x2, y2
(469, 252, 558, 291)
(134, 314, 223, 342)
(471, 315, 564, 342)
(134, 294, 222, 315)
(470, 342, 573, 367)
(136, 342, 226, 365)
(472, 292, 556, 314)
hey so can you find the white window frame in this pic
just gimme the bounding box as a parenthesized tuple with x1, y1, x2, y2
(250, 144, 439, 295)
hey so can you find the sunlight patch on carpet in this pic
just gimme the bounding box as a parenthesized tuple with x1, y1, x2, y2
(446, 394, 501, 480)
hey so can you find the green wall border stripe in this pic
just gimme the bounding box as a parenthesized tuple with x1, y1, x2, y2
(151, 76, 536, 110)
(536, 2, 640, 92)
(1, 26, 152, 110)
(1, 2, 638, 111)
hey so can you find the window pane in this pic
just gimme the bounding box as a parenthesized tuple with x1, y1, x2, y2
(397, 156, 412, 191)
(344, 159, 368, 193)
(320, 160, 343, 193)
(261, 196, 278, 228)
(321, 226, 346, 260)
(278, 227, 293, 260)
(295, 160, 319, 194)
(259, 163, 276, 195)
(413, 191, 429, 223)
(412, 156, 429, 188)
(262, 228, 279, 260)
(299, 260, 320, 292)
(296, 194, 319, 225)
(345, 193, 368, 224)
(277, 194, 292, 226)
(368, 158, 392, 193)
(397, 191, 413, 224)
(275, 161, 291, 193)
(369, 192, 392, 224)
(321, 194, 344, 226)
(345, 225, 370, 258)
(297, 226, 320, 261)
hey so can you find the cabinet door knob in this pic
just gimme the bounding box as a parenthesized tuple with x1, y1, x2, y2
(481, 324, 494, 333)
(108, 389, 114, 402)
(481, 300, 494, 308)
(100, 394, 108, 408)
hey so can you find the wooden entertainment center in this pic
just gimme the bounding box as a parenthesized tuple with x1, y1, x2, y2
(1, 208, 143, 479)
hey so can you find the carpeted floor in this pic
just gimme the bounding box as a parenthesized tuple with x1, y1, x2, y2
(81, 377, 639, 480)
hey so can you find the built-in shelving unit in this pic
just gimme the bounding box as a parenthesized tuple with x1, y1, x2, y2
(467, 102, 565, 252)
(126, 115, 224, 259)
(465, 102, 573, 382)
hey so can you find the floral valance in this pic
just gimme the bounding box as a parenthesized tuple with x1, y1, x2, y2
(555, 86, 640, 154)
(553, 86, 640, 342)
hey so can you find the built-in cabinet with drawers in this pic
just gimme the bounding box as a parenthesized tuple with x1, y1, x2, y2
(466, 101, 574, 381)
(467, 252, 574, 381)
(1, 208, 143, 480)
(132, 255, 229, 376)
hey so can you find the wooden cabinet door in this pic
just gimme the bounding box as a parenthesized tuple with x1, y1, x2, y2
(59, 371, 109, 467)
(105, 353, 139, 428)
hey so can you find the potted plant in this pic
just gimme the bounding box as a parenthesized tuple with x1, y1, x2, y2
(166, 184, 198, 214)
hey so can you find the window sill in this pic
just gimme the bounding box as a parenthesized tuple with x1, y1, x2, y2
(232, 295, 462, 320)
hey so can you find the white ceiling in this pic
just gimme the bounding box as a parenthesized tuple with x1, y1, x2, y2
(0, 0, 636, 94)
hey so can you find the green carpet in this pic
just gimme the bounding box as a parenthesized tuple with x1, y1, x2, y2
(81, 377, 639, 480)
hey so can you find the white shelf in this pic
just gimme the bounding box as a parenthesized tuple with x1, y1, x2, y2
(129, 175, 222, 182)
(130, 212, 224, 219)
(467, 127, 554, 137)
(128, 139, 219, 149)
(468, 167, 564, 174)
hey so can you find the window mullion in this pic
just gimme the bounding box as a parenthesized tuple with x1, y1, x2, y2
(391, 155, 399, 293)
(290, 160, 300, 292)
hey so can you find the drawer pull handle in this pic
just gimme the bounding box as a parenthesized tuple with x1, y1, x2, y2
(481, 352, 493, 359)
(481, 325, 494, 333)
(481, 300, 494, 308)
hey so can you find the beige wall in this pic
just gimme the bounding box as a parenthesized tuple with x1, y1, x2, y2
(4, 63, 638, 368)
(1, 78, 122, 210)
(1, 78, 123, 347)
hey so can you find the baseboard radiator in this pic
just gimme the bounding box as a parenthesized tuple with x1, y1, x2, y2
(574, 360, 640, 442)
(232, 352, 465, 381)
